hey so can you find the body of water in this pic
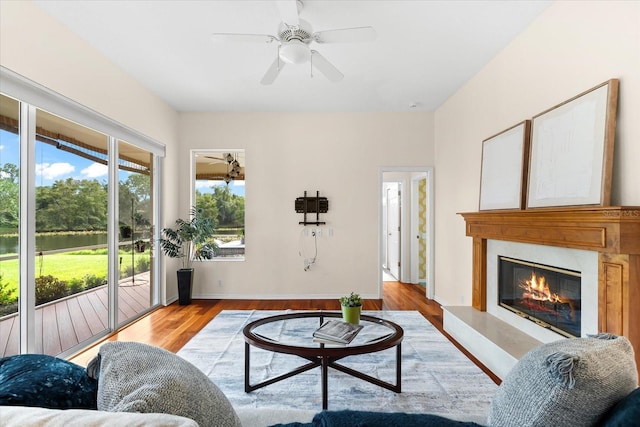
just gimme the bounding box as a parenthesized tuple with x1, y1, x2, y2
(0, 233, 109, 255)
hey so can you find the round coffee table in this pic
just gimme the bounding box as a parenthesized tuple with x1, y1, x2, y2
(243, 311, 403, 410)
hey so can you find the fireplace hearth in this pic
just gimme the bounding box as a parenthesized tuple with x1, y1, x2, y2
(498, 256, 581, 338)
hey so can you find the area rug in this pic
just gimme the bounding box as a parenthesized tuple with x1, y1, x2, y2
(177, 310, 498, 422)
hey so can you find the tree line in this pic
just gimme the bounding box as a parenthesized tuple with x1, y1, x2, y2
(0, 163, 244, 232)
(196, 186, 244, 230)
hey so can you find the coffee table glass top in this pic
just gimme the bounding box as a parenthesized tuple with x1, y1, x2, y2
(247, 311, 400, 348)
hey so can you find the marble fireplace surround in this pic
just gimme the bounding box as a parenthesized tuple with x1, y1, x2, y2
(444, 206, 640, 380)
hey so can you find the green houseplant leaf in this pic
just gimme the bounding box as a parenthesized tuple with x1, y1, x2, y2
(159, 207, 218, 269)
(339, 292, 362, 307)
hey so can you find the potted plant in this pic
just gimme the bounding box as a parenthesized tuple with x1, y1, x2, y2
(119, 224, 132, 239)
(340, 291, 362, 324)
(159, 207, 217, 305)
(134, 239, 146, 253)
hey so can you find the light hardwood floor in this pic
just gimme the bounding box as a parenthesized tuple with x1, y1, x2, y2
(69, 281, 500, 384)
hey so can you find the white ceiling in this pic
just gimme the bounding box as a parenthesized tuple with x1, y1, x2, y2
(33, 0, 551, 113)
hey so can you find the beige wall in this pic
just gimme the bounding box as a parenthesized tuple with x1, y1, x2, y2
(0, 1, 178, 145)
(0, 0, 181, 302)
(4, 0, 638, 305)
(178, 112, 434, 298)
(0, 0, 434, 302)
(433, 0, 640, 306)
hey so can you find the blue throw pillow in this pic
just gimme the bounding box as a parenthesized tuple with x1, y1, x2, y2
(597, 387, 640, 427)
(0, 354, 97, 409)
(271, 410, 485, 427)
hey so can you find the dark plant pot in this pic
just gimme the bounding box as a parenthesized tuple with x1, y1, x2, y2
(120, 225, 132, 239)
(135, 240, 146, 252)
(177, 268, 194, 305)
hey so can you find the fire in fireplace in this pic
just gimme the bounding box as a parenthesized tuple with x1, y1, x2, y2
(498, 256, 581, 338)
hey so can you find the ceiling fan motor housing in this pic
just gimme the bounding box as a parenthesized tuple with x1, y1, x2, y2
(278, 20, 313, 64)
(278, 20, 312, 42)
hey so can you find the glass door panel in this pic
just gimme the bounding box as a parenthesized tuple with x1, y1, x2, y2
(117, 140, 153, 325)
(0, 94, 20, 357)
(34, 108, 109, 355)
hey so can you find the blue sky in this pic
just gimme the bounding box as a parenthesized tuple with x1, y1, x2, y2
(196, 179, 245, 197)
(0, 129, 129, 183)
(0, 129, 244, 196)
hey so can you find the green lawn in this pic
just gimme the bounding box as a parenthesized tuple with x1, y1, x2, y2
(0, 250, 149, 296)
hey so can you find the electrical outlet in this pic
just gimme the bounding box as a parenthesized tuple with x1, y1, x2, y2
(315, 228, 322, 237)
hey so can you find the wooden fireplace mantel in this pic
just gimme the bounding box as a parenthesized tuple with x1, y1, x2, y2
(461, 206, 640, 254)
(460, 206, 640, 373)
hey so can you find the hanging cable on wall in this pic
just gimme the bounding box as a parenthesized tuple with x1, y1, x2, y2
(298, 227, 318, 271)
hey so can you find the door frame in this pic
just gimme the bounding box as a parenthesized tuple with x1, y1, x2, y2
(379, 166, 434, 299)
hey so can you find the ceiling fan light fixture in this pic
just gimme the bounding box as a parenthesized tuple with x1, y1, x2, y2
(279, 40, 310, 64)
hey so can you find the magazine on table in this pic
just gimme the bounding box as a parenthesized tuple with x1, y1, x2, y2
(312, 337, 348, 346)
(312, 319, 364, 344)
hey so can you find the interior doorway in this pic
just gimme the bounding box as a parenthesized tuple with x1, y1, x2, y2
(380, 167, 434, 299)
(382, 182, 401, 280)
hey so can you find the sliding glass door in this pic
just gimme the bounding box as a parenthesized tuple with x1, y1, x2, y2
(0, 94, 20, 356)
(33, 108, 110, 355)
(0, 70, 164, 358)
(117, 140, 153, 325)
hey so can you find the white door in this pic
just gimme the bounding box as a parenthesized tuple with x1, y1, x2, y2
(386, 183, 401, 280)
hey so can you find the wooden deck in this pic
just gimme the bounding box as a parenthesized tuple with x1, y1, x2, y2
(0, 272, 151, 357)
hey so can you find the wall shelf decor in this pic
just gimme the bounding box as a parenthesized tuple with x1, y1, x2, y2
(295, 191, 328, 225)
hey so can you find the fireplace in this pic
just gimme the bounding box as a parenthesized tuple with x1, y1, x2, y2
(455, 207, 640, 380)
(498, 256, 581, 338)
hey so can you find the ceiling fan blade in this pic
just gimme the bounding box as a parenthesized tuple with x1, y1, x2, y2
(211, 33, 277, 44)
(260, 57, 286, 85)
(276, 0, 299, 27)
(311, 50, 343, 82)
(204, 156, 225, 161)
(314, 26, 376, 43)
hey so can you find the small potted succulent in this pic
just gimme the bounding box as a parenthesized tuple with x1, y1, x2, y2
(339, 291, 362, 324)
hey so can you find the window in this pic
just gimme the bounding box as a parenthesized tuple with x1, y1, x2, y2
(193, 150, 245, 259)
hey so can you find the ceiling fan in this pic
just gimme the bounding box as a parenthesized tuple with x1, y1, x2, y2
(211, 0, 376, 85)
(202, 153, 243, 183)
(204, 153, 235, 163)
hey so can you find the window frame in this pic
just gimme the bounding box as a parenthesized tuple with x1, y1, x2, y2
(191, 149, 245, 262)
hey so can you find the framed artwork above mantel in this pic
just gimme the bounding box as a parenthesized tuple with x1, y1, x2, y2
(478, 121, 531, 211)
(526, 79, 619, 209)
